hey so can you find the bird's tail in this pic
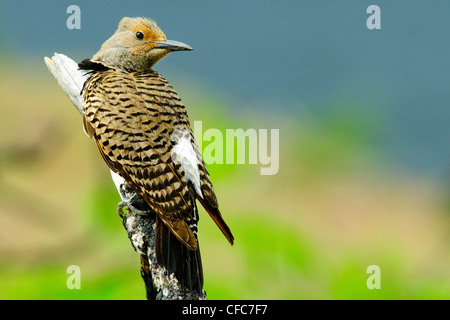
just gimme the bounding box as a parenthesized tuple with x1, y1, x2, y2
(155, 211, 203, 295)
(196, 195, 234, 246)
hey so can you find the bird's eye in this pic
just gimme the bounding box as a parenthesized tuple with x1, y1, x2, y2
(135, 31, 144, 40)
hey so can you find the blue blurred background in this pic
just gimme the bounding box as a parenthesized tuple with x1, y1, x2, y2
(0, 1, 449, 299)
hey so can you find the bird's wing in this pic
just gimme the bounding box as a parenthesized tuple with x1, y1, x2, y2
(131, 70, 233, 246)
(82, 70, 197, 249)
(82, 69, 233, 248)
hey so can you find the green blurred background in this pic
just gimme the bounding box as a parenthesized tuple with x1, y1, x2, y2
(0, 1, 449, 299)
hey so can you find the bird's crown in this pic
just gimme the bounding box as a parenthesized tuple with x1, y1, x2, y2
(91, 17, 191, 71)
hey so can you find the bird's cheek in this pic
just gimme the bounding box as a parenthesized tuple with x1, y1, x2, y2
(129, 43, 157, 56)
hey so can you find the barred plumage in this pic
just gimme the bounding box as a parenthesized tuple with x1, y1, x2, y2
(79, 17, 233, 290)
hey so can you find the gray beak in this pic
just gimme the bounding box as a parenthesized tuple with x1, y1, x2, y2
(152, 40, 193, 51)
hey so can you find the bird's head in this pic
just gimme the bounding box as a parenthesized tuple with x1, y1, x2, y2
(92, 17, 192, 71)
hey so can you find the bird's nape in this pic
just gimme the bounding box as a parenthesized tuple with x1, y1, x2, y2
(91, 17, 192, 71)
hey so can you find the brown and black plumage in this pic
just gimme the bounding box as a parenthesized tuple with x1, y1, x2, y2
(79, 17, 233, 291)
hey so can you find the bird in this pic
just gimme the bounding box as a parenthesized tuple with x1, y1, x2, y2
(78, 17, 234, 293)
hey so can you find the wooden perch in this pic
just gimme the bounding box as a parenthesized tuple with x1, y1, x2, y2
(44, 53, 206, 300)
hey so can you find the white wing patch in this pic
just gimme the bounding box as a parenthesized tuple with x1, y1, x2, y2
(171, 136, 203, 199)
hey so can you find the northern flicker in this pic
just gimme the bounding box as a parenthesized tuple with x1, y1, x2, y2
(78, 17, 234, 291)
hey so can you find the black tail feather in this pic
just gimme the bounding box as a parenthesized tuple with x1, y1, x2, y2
(155, 218, 203, 295)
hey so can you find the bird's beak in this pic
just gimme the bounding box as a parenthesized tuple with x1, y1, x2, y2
(152, 40, 193, 51)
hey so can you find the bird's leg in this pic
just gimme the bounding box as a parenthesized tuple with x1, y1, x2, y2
(117, 189, 149, 217)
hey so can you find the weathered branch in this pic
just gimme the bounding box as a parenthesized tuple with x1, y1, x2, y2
(44, 53, 206, 300)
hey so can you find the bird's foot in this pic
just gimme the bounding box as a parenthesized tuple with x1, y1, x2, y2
(117, 193, 149, 217)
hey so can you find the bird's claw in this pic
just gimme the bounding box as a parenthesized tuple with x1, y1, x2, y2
(117, 192, 149, 217)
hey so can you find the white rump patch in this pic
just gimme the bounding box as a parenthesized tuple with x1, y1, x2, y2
(110, 170, 127, 200)
(171, 135, 203, 199)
